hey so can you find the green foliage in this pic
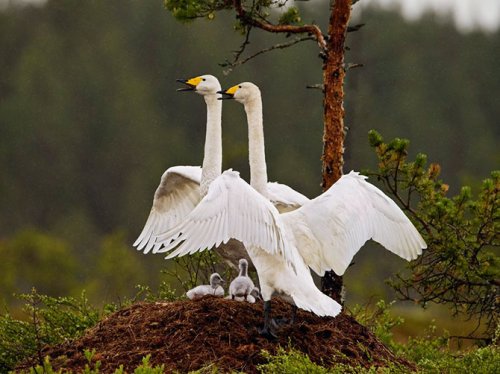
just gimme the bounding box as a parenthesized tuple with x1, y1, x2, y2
(16, 353, 165, 373)
(16, 343, 500, 374)
(164, 0, 303, 27)
(161, 250, 233, 293)
(396, 327, 500, 374)
(132, 355, 165, 374)
(366, 131, 499, 339)
(163, 0, 231, 22)
(350, 300, 404, 349)
(134, 281, 178, 302)
(259, 347, 330, 373)
(257, 336, 500, 373)
(258, 302, 500, 373)
(0, 289, 100, 372)
(278, 7, 302, 25)
(82, 349, 102, 374)
(23, 356, 63, 374)
(258, 346, 410, 373)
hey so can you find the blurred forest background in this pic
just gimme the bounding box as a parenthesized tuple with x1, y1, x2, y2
(0, 0, 498, 337)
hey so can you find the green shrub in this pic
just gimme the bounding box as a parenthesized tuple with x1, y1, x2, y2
(258, 347, 330, 374)
(367, 131, 499, 340)
(0, 289, 100, 372)
(350, 300, 404, 349)
(16, 353, 165, 374)
(398, 329, 500, 374)
(258, 347, 410, 374)
(350, 300, 500, 374)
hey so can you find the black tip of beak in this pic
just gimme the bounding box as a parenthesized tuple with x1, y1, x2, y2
(176, 79, 195, 92)
(176, 79, 196, 92)
(217, 90, 234, 100)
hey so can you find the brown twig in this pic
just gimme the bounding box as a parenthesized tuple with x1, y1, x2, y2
(220, 35, 315, 71)
(232, 0, 326, 50)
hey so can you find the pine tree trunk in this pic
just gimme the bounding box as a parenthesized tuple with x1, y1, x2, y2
(320, 0, 352, 303)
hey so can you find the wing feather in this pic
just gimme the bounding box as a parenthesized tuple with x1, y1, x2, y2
(156, 170, 294, 266)
(282, 171, 426, 276)
(134, 166, 202, 253)
(266, 182, 309, 213)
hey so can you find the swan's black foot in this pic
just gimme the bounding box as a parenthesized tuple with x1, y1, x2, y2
(258, 324, 278, 339)
(260, 300, 278, 339)
(290, 305, 298, 325)
(272, 317, 289, 326)
(272, 305, 297, 327)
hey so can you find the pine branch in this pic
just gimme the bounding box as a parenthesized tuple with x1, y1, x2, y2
(231, 24, 253, 62)
(220, 35, 315, 72)
(232, 0, 326, 50)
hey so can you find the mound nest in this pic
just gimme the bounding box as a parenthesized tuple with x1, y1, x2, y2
(18, 297, 414, 373)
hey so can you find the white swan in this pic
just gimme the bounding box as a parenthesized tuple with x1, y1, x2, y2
(222, 82, 427, 271)
(186, 273, 225, 300)
(156, 82, 426, 336)
(134, 75, 307, 269)
(229, 259, 256, 301)
(220, 81, 427, 331)
(133, 75, 252, 269)
(154, 82, 337, 335)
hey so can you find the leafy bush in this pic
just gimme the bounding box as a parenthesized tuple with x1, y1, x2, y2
(397, 327, 500, 374)
(16, 352, 165, 374)
(350, 300, 500, 374)
(134, 281, 178, 303)
(257, 306, 500, 373)
(258, 347, 330, 374)
(0, 289, 100, 372)
(367, 131, 499, 339)
(258, 346, 410, 374)
(350, 300, 404, 349)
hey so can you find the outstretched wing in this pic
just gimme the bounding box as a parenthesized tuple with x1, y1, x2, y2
(134, 165, 202, 254)
(266, 182, 310, 213)
(282, 171, 427, 276)
(155, 170, 297, 269)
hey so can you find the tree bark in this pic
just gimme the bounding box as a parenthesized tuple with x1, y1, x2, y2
(320, 0, 352, 303)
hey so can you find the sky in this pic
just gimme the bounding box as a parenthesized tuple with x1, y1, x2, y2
(359, 0, 500, 32)
(1, 0, 499, 32)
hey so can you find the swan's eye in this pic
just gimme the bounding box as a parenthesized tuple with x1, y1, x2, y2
(202, 78, 206, 81)
(238, 85, 242, 88)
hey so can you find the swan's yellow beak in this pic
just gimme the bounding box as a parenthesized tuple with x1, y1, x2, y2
(217, 85, 239, 100)
(176, 76, 202, 91)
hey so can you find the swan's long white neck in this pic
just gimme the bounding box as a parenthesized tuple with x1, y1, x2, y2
(239, 262, 248, 277)
(200, 94, 222, 196)
(243, 93, 268, 197)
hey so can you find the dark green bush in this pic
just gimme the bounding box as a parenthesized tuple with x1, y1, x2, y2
(0, 289, 100, 372)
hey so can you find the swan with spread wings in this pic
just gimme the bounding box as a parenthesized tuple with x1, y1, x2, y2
(134, 75, 307, 271)
(155, 82, 426, 337)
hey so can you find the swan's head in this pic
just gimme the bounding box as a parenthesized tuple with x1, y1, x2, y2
(238, 258, 248, 269)
(250, 287, 262, 300)
(218, 82, 260, 104)
(177, 74, 221, 96)
(209, 273, 225, 288)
